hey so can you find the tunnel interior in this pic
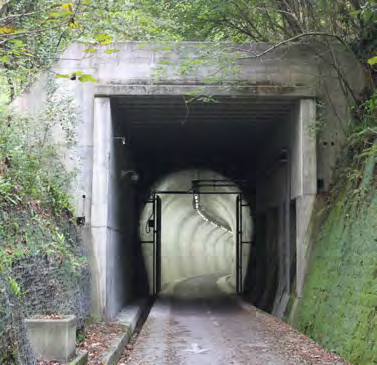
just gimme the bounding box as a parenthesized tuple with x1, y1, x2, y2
(139, 169, 253, 297)
(106, 95, 302, 317)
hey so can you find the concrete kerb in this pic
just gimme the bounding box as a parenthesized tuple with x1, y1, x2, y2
(101, 300, 147, 365)
(69, 350, 89, 365)
(101, 330, 130, 365)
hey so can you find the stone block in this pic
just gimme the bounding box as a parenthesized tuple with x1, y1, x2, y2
(25, 315, 76, 362)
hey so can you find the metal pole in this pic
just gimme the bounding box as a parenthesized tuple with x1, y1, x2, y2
(285, 151, 291, 294)
(156, 196, 162, 293)
(239, 195, 243, 293)
(236, 195, 240, 294)
(152, 193, 156, 295)
(278, 204, 285, 294)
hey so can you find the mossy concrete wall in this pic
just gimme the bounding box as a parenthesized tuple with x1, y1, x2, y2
(289, 154, 377, 365)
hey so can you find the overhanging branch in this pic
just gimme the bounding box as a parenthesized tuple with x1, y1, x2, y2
(239, 32, 348, 59)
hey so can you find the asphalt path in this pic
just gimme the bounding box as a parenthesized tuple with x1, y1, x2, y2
(125, 274, 348, 365)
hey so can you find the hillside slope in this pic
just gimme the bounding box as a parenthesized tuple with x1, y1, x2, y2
(291, 150, 377, 365)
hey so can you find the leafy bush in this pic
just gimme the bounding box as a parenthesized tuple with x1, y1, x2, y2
(0, 82, 77, 212)
(0, 81, 90, 364)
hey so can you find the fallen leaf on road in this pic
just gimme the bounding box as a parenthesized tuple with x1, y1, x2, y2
(185, 343, 210, 354)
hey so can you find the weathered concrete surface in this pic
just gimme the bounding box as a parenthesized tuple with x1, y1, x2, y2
(100, 301, 147, 365)
(13, 42, 364, 222)
(125, 275, 348, 365)
(69, 350, 89, 365)
(25, 315, 76, 362)
(256, 99, 317, 302)
(115, 300, 148, 333)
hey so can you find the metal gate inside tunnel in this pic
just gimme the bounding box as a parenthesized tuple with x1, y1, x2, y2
(140, 179, 252, 296)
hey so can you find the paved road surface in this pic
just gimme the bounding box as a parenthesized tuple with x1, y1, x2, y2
(125, 275, 347, 365)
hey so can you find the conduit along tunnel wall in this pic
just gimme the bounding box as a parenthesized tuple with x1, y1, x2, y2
(103, 94, 316, 319)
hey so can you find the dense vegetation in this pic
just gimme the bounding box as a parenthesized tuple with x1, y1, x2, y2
(0, 0, 376, 363)
(0, 1, 376, 102)
(290, 95, 377, 364)
(293, 149, 377, 364)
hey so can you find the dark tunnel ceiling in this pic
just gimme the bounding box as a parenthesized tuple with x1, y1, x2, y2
(111, 95, 298, 181)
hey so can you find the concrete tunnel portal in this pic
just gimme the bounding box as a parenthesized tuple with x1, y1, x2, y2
(97, 94, 316, 319)
(15, 41, 363, 322)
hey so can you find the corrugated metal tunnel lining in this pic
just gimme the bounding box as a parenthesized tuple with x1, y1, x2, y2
(110, 94, 308, 315)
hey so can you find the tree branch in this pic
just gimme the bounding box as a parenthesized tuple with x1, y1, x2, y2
(240, 32, 348, 59)
(0, 10, 44, 23)
(0, 24, 66, 47)
(228, 0, 268, 41)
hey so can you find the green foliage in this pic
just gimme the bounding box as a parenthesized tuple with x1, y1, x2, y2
(55, 71, 97, 82)
(130, 0, 375, 45)
(367, 56, 377, 65)
(0, 108, 90, 361)
(76, 326, 86, 343)
(0, 206, 90, 363)
(0, 0, 375, 363)
(308, 100, 327, 138)
(0, 1, 83, 100)
(292, 91, 377, 364)
(0, 81, 77, 212)
(0, 0, 127, 102)
(294, 154, 377, 364)
(1, 0, 375, 103)
(0, 208, 87, 276)
(7, 276, 21, 297)
(0, 175, 20, 205)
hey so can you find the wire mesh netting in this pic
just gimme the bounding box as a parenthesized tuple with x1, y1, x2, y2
(0, 208, 91, 364)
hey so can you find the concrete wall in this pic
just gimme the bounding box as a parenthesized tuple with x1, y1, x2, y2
(91, 98, 137, 319)
(14, 42, 363, 220)
(256, 99, 316, 313)
(12, 41, 364, 319)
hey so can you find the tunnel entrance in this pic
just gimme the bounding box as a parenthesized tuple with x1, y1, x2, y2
(92, 94, 316, 319)
(139, 175, 252, 297)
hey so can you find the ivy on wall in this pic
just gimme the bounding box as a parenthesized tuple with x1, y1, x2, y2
(293, 137, 377, 364)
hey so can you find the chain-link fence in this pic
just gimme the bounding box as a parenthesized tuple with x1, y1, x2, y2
(0, 209, 90, 364)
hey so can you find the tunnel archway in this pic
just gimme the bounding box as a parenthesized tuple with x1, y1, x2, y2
(91, 95, 316, 319)
(139, 169, 253, 295)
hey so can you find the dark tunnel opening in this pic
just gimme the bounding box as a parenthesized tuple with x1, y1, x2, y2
(109, 95, 300, 314)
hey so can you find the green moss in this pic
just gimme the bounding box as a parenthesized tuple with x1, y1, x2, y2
(294, 154, 377, 364)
